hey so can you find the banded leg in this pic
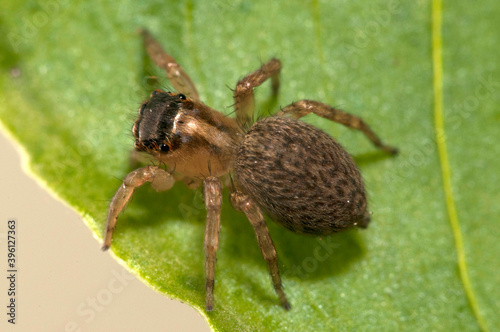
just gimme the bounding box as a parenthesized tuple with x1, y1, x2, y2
(102, 166, 175, 250)
(277, 100, 398, 155)
(203, 177, 222, 311)
(230, 191, 290, 310)
(140, 29, 200, 100)
(234, 58, 281, 128)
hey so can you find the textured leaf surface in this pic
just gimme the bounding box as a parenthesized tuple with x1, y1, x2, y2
(1, 1, 499, 331)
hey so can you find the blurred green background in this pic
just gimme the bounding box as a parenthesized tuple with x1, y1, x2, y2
(1, 0, 499, 331)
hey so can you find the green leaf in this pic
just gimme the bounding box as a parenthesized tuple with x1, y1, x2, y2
(1, 0, 499, 331)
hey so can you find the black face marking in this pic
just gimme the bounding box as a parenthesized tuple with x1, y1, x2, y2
(133, 91, 184, 153)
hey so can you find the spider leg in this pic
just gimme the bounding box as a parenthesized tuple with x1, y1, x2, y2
(230, 191, 291, 310)
(234, 58, 281, 129)
(140, 29, 200, 100)
(277, 100, 398, 155)
(203, 177, 223, 311)
(102, 166, 175, 250)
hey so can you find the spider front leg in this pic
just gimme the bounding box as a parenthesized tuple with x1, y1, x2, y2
(277, 100, 398, 155)
(234, 58, 281, 128)
(203, 177, 222, 311)
(102, 166, 175, 250)
(230, 191, 291, 310)
(140, 29, 200, 100)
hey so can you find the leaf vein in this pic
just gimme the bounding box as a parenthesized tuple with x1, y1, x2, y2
(431, 1, 489, 331)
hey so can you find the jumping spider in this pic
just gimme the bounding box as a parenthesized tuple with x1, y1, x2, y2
(102, 29, 398, 311)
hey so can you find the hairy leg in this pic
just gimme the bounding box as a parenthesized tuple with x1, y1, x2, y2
(203, 177, 223, 311)
(230, 191, 290, 310)
(140, 29, 200, 100)
(102, 166, 175, 250)
(234, 58, 281, 128)
(277, 100, 398, 154)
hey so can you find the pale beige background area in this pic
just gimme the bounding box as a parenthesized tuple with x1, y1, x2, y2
(0, 130, 210, 332)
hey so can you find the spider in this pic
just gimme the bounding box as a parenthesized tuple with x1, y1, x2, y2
(102, 29, 398, 311)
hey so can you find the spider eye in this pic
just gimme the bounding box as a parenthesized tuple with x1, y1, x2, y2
(151, 90, 159, 96)
(159, 143, 170, 152)
(178, 93, 186, 100)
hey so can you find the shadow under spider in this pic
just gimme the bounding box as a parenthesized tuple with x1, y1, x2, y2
(353, 149, 397, 166)
(113, 181, 204, 232)
(115, 179, 366, 285)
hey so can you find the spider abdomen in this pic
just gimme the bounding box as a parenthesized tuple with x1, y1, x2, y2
(235, 116, 369, 235)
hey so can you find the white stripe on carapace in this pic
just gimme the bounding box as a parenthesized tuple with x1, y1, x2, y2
(172, 112, 182, 132)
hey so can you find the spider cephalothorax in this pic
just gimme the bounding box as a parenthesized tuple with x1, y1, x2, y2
(133, 89, 241, 178)
(102, 29, 397, 311)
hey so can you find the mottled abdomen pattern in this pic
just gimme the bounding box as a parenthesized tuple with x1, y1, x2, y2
(235, 116, 369, 235)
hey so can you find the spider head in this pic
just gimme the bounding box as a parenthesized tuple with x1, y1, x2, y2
(132, 90, 192, 155)
(131, 89, 240, 177)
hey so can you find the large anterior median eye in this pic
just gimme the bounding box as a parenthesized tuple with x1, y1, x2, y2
(159, 143, 170, 152)
(178, 93, 186, 100)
